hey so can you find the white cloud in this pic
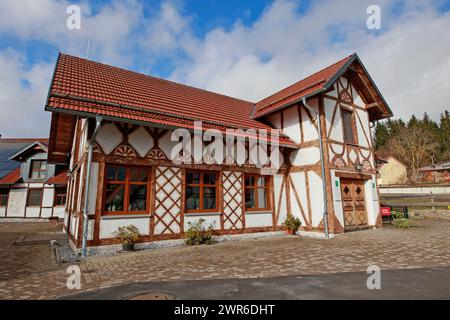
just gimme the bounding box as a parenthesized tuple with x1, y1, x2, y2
(0, 49, 53, 138)
(0, 0, 449, 138)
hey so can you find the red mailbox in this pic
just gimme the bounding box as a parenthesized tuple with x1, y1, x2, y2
(380, 207, 391, 217)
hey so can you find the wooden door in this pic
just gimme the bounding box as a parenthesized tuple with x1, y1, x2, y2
(340, 179, 368, 231)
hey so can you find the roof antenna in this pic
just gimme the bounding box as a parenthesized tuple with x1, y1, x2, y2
(86, 39, 90, 59)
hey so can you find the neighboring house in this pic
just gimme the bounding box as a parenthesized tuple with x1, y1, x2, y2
(0, 138, 68, 219)
(44, 53, 392, 254)
(377, 156, 408, 186)
(418, 162, 450, 183)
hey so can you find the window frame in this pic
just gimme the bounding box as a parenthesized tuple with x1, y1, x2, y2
(102, 165, 152, 216)
(29, 160, 47, 179)
(185, 170, 219, 213)
(0, 189, 9, 207)
(26, 188, 43, 207)
(340, 106, 358, 145)
(54, 187, 67, 207)
(244, 174, 272, 212)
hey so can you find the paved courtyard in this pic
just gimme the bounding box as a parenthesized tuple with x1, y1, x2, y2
(0, 218, 449, 299)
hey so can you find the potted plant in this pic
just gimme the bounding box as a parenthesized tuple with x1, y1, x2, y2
(113, 225, 141, 251)
(283, 215, 301, 235)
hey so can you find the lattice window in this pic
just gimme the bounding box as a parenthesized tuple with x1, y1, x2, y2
(222, 171, 243, 230)
(154, 167, 182, 235)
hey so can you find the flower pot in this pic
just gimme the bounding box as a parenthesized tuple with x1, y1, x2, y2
(122, 242, 134, 252)
(286, 229, 296, 235)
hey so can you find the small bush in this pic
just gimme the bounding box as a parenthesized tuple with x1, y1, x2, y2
(185, 219, 215, 245)
(283, 215, 302, 231)
(393, 218, 410, 229)
(113, 225, 141, 244)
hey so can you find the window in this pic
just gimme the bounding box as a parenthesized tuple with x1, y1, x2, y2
(0, 189, 9, 207)
(54, 187, 67, 206)
(341, 108, 356, 144)
(30, 160, 47, 179)
(27, 189, 43, 207)
(185, 171, 218, 212)
(103, 166, 150, 214)
(245, 175, 271, 211)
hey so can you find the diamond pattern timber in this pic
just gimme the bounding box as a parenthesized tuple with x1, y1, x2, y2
(222, 171, 244, 230)
(154, 167, 182, 235)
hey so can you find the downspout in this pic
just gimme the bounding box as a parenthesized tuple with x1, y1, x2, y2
(81, 115, 103, 257)
(301, 98, 329, 239)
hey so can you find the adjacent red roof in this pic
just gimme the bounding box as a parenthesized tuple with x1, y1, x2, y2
(254, 55, 353, 118)
(0, 167, 21, 185)
(46, 54, 295, 147)
(0, 138, 49, 145)
(46, 170, 69, 185)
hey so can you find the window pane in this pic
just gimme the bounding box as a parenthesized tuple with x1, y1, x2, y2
(186, 186, 200, 210)
(245, 175, 255, 186)
(104, 184, 124, 212)
(245, 188, 256, 209)
(257, 188, 268, 209)
(186, 172, 200, 184)
(257, 177, 267, 187)
(342, 110, 355, 144)
(27, 189, 43, 206)
(0, 190, 8, 206)
(106, 167, 126, 181)
(129, 185, 147, 211)
(203, 173, 216, 185)
(203, 187, 216, 210)
(130, 167, 148, 182)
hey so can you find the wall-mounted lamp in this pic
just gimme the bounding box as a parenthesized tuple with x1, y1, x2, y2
(355, 162, 363, 172)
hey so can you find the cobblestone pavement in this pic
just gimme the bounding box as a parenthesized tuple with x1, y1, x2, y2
(0, 218, 449, 299)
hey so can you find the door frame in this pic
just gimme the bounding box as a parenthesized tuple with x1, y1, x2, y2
(339, 176, 369, 232)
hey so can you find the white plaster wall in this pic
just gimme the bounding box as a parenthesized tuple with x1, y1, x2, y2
(41, 208, 52, 218)
(0, 207, 6, 217)
(78, 119, 88, 162)
(64, 211, 69, 227)
(289, 172, 309, 226)
(308, 171, 324, 227)
(70, 216, 78, 238)
(129, 126, 154, 157)
(95, 122, 123, 154)
(282, 106, 301, 144)
(42, 188, 54, 207)
(273, 174, 287, 226)
(290, 146, 320, 166)
(159, 130, 179, 160)
(184, 214, 221, 231)
(267, 112, 281, 130)
(356, 109, 370, 148)
(324, 97, 344, 142)
(301, 108, 319, 142)
(6, 189, 27, 217)
(100, 216, 151, 239)
(53, 207, 65, 219)
(245, 212, 273, 228)
(25, 207, 40, 218)
(351, 84, 365, 107)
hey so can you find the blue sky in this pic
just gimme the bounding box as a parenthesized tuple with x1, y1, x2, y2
(0, 0, 449, 137)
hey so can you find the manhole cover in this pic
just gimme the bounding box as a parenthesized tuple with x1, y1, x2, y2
(127, 292, 175, 300)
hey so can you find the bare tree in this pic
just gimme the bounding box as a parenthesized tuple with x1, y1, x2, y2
(388, 126, 439, 183)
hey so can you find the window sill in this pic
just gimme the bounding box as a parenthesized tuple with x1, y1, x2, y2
(102, 214, 152, 220)
(245, 210, 273, 215)
(185, 212, 221, 217)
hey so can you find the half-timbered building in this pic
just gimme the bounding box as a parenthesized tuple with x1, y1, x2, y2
(45, 53, 392, 255)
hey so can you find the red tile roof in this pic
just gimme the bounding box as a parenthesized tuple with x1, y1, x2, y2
(254, 55, 354, 118)
(0, 167, 21, 185)
(46, 170, 69, 185)
(46, 54, 295, 147)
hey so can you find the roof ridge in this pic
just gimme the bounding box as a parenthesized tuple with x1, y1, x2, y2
(59, 53, 256, 106)
(257, 53, 354, 105)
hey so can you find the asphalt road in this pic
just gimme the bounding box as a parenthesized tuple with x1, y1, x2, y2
(60, 267, 450, 300)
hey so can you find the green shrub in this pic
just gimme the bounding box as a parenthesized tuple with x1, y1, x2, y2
(185, 219, 215, 245)
(393, 218, 410, 229)
(113, 225, 141, 244)
(283, 215, 302, 231)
